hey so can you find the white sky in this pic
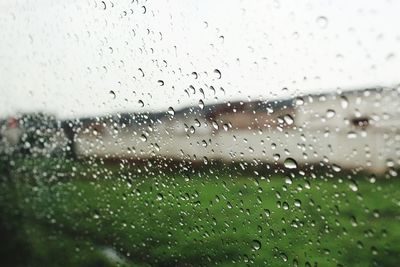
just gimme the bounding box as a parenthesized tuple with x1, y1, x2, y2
(0, 0, 399, 119)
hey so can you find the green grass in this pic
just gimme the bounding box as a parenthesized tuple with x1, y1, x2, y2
(0, 157, 399, 266)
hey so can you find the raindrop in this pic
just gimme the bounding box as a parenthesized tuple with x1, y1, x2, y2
(280, 253, 288, 262)
(373, 210, 380, 218)
(332, 164, 341, 172)
(93, 210, 100, 219)
(282, 202, 289, 210)
(326, 109, 336, 119)
(138, 68, 145, 77)
(198, 100, 205, 109)
(157, 80, 165, 86)
(109, 90, 116, 99)
(349, 180, 358, 192)
(316, 16, 328, 29)
(189, 85, 195, 94)
(101, 1, 106, 10)
(167, 107, 175, 116)
(251, 240, 261, 251)
(140, 134, 147, 142)
(213, 69, 222, 79)
(386, 53, 395, 61)
(138, 100, 144, 107)
(294, 199, 302, 207)
(212, 121, 219, 130)
(284, 158, 298, 169)
(351, 216, 358, 227)
(294, 97, 304, 106)
(347, 131, 357, 139)
(264, 209, 271, 218)
(283, 114, 294, 125)
(340, 96, 349, 109)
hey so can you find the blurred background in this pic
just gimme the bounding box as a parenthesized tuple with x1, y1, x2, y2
(0, 0, 400, 266)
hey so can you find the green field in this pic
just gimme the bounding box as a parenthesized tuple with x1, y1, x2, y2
(0, 157, 399, 266)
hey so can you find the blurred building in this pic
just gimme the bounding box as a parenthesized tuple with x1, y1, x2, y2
(2, 87, 399, 173)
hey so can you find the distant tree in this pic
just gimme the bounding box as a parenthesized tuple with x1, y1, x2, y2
(17, 113, 57, 156)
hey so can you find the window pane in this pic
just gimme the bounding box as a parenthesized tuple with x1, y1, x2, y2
(1, 1, 399, 266)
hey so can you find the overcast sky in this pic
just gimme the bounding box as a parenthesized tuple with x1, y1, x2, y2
(0, 0, 399, 119)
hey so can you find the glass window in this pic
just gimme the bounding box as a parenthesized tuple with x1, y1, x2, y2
(1, 1, 399, 266)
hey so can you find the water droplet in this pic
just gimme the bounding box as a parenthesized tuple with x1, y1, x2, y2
(284, 158, 298, 169)
(212, 121, 219, 130)
(373, 210, 380, 218)
(93, 210, 100, 219)
(109, 90, 116, 99)
(349, 180, 358, 192)
(283, 114, 294, 125)
(283, 201, 289, 210)
(101, 1, 106, 10)
(167, 107, 175, 116)
(294, 97, 304, 106)
(157, 80, 164, 86)
(351, 216, 358, 227)
(316, 16, 328, 29)
(340, 96, 349, 109)
(386, 53, 395, 61)
(326, 109, 336, 119)
(138, 68, 145, 77)
(251, 240, 261, 251)
(332, 164, 341, 172)
(140, 134, 147, 142)
(138, 100, 144, 107)
(213, 69, 222, 79)
(156, 193, 163, 201)
(347, 131, 357, 139)
(198, 100, 205, 109)
(294, 199, 301, 207)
